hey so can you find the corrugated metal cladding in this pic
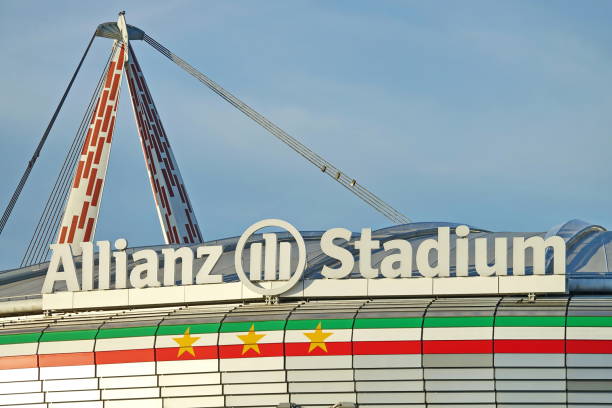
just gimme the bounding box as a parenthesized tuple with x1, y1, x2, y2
(0, 297, 610, 407)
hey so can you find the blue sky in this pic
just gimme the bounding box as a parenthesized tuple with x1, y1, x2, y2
(1, 1, 612, 269)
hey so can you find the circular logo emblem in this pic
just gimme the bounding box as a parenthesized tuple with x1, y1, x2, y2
(234, 219, 306, 296)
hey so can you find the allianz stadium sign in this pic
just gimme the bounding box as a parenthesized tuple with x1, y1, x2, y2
(43, 219, 567, 298)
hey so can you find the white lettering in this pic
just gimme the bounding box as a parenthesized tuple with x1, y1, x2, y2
(321, 228, 354, 279)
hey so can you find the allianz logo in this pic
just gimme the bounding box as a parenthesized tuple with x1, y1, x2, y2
(43, 219, 566, 296)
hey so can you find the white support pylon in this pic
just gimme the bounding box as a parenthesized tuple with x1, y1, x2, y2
(56, 13, 128, 254)
(125, 45, 203, 244)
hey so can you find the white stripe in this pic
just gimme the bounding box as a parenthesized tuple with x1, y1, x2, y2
(286, 355, 351, 370)
(157, 359, 218, 375)
(218, 330, 283, 345)
(423, 327, 492, 340)
(285, 328, 351, 343)
(0, 343, 38, 357)
(38, 339, 94, 354)
(353, 327, 420, 341)
(155, 333, 216, 348)
(495, 327, 565, 340)
(95, 337, 154, 351)
(566, 326, 612, 340)
(220, 356, 283, 372)
(40, 365, 95, 380)
(97, 362, 156, 377)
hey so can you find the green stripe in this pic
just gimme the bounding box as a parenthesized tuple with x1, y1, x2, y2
(0, 332, 40, 345)
(354, 317, 422, 329)
(567, 316, 612, 327)
(424, 316, 493, 327)
(495, 316, 565, 327)
(97, 326, 157, 339)
(40, 329, 98, 342)
(220, 320, 285, 332)
(157, 323, 220, 335)
(286, 319, 353, 330)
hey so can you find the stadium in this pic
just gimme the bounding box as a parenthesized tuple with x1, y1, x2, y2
(0, 12, 611, 408)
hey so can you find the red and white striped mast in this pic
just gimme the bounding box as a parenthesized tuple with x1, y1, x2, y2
(57, 12, 202, 254)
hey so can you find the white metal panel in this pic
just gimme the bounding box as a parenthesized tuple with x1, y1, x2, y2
(98, 375, 156, 389)
(0, 393, 45, 405)
(43, 378, 97, 391)
(103, 399, 162, 408)
(72, 290, 129, 310)
(354, 354, 421, 368)
(160, 385, 222, 397)
(162, 396, 224, 408)
(289, 381, 354, 393)
(45, 390, 100, 403)
(356, 380, 423, 392)
(222, 370, 284, 384)
(223, 382, 286, 394)
(184, 283, 241, 303)
(96, 362, 156, 377)
(286, 369, 353, 382)
(156, 359, 217, 374)
(355, 368, 422, 381)
(128, 287, 185, 307)
(100, 387, 160, 399)
(286, 355, 351, 370)
(0, 368, 39, 382)
(367, 278, 433, 296)
(0, 380, 40, 393)
(40, 366, 96, 380)
(225, 393, 289, 406)
(159, 373, 221, 387)
(433, 277, 498, 295)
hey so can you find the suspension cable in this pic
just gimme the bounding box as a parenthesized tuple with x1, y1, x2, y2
(143, 34, 410, 225)
(21, 44, 117, 267)
(0, 33, 97, 238)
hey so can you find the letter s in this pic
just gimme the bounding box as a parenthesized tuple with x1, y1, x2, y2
(321, 228, 354, 279)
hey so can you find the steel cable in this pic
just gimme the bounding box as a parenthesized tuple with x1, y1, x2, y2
(21, 44, 117, 266)
(143, 34, 410, 225)
(0, 33, 97, 238)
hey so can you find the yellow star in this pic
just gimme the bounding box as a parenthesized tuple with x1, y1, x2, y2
(304, 322, 333, 352)
(173, 327, 200, 357)
(237, 324, 266, 355)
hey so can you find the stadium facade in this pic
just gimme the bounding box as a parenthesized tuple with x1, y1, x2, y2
(0, 12, 610, 408)
(0, 219, 611, 407)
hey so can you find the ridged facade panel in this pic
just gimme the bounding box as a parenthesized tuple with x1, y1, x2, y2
(0, 297, 610, 407)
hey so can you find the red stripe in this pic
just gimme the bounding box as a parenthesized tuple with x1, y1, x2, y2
(185, 225, 193, 242)
(96, 349, 154, 365)
(495, 339, 564, 354)
(72, 161, 85, 188)
(39, 352, 94, 367)
(102, 106, 113, 132)
(156, 345, 218, 361)
(116, 45, 125, 70)
(59, 226, 68, 244)
(353, 340, 421, 355)
(86, 168, 98, 196)
(109, 73, 121, 101)
(423, 340, 492, 354)
(67, 215, 79, 243)
(104, 62, 116, 88)
(285, 341, 352, 357)
(91, 119, 102, 148)
(83, 151, 94, 179)
(78, 201, 90, 229)
(161, 169, 174, 197)
(0, 355, 37, 370)
(567, 340, 612, 354)
(91, 179, 103, 207)
(106, 117, 116, 144)
(83, 217, 95, 242)
(98, 90, 109, 118)
(93, 137, 106, 165)
(81, 129, 92, 155)
(218, 343, 284, 359)
(172, 226, 180, 244)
